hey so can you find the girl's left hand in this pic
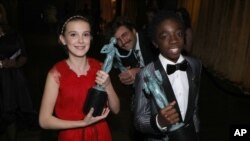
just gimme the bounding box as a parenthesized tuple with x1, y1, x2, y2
(96, 70, 111, 88)
(82, 107, 110, 126)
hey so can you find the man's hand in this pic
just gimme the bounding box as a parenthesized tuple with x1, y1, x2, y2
(118, 67, 140, 85)
(2, 59, 16, 68)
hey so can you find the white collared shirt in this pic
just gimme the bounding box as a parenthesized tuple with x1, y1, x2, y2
(134, 33, 145, 67)
(159, 54, 189, 120)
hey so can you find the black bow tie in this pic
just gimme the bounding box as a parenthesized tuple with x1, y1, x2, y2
(166, 60, 188, 75)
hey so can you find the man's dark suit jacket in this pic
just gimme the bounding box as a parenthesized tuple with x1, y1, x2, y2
(133, 56, 202, 141)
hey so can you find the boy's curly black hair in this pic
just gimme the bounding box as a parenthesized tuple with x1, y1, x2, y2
(147, 10, 185, 42)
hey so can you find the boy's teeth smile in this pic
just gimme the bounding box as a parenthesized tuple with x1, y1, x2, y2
(170, 48, 178, 53)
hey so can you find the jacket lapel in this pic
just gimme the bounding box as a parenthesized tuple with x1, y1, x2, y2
(184, 62, 195, 122)
(184, 57, 198, 122)
(138, 32, 156, 65)
(154, 59, 183, 122)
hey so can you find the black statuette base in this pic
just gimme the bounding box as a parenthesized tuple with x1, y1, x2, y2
(84, 88, 107, 117)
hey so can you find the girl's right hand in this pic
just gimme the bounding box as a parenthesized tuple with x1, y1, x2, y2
(83, 107, 110, 126)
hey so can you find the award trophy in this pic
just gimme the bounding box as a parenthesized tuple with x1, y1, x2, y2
(142, 69, 198, 141)
(113, 53, 127, 72)
(84, 37, 132, 116)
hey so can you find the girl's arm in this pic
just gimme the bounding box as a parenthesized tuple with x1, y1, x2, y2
(39, 69, 109, 130)
(96, 70, 120, 114)
(105, 81, 120, 114)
